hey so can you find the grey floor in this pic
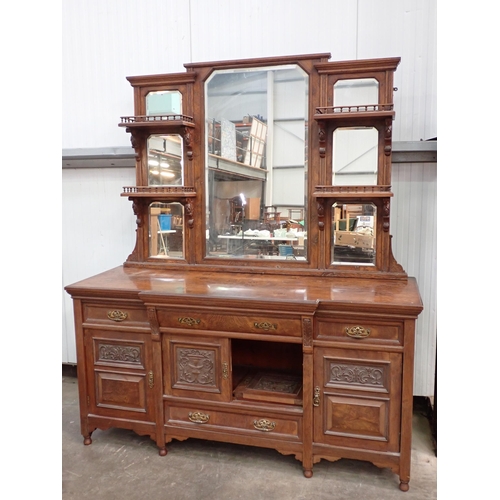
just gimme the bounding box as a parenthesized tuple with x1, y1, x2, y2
(62, 374, 437, 500)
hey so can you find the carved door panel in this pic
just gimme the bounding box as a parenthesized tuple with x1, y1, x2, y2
(83, 329, 155, 421)
(163, 334, 232, 402)
(313, 347, 402, 453)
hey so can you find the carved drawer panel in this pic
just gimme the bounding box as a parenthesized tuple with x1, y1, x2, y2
(315, 318, 403, 345)
(83, 302, 149, 327)
(157, 309, 302, 338)
(165, 404, 301, 441)
(93, 338, 146, 370)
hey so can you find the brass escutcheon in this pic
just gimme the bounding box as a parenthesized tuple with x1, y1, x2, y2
(178, 317, 201, 327)
(345, 326, 371, 339)
(222, 362, 229, 380)
(148, 371, 154, 389)
(253, 419, 276, 432)
(254, 321, 277, 331)
(188, 411, 210, 424)
(107, 310, 128, 322)
(313, 386, 321, 407)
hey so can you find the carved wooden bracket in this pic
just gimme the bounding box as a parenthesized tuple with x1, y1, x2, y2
(318, 121, 326, 158)
(183, 198, 195, 228)
(127, 128, 144, 159)
(384, 118, 392, 156)
(131, 199, 144, 228)
(317, 199, 325, 230)
(383, 199, 390, 232)
(147, 306, 161, 341)
(183, 126, 194, 160)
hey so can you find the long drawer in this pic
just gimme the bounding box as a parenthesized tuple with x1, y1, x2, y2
(156, 309, 302, 338)
(165, 404, 302, 441)
(315, 317, 403, 346)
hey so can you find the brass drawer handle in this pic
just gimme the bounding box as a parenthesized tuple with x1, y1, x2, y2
(107, 310, 128, 322)
(254, 321, 277, 331)
(345, 326, 371, 339)
(178, 317, 201, 327)
(188, 411, 210, 424)
(253, 419, 276, 432)
(313, 386, 321, 407)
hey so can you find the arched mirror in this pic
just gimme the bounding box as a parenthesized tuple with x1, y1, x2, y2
(149, 202, 184, 259)
(204, 64, 309, 260)
(332, 202, 376, 265)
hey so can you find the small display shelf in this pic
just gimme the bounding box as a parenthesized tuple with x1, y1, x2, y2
(234, 370, 303, 406)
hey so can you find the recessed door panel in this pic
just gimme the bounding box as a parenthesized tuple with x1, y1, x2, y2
(84, 329, 155, 421)
(163, 334, 231, 402)
(314, 347, 401, 452)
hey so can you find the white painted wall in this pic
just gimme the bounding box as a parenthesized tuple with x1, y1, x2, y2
(62, 0, 437, 396)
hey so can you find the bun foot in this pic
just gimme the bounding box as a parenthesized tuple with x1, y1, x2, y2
(159, 447, 167, 456)
(83, 436, 92, 445)
(303, 469, 313, 478)
(399, 481, 410, 492)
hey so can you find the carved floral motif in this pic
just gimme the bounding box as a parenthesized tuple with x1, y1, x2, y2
(98, 344, 141, 364)
(177, 348, 215, 385)
(329, 363, 385, 388)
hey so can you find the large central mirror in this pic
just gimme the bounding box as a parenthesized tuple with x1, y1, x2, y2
(205, 65, 308, 260)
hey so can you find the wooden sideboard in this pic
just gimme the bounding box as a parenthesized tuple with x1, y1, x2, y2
(66, 266, 422, 491)
(65, 53, 424, 491)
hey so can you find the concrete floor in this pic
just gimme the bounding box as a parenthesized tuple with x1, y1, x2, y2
(62, 374, 437, 500)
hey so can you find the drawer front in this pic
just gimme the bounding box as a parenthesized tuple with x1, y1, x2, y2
(83, 302, 149, 327)
(157, 309, 302, 338)
(316, 318, 403, 345)
(165, 405, 301, 440)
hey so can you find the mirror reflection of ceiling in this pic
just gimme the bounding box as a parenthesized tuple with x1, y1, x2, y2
(333, 78, 379, 107)
(146, 90, 183, 116)
(332, 127, 378, 186)
(148, 134, 183, 186)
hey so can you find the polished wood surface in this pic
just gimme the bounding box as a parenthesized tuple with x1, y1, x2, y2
(67, 265, 422, 313)
(66, 53, 423, 492)
(66, 264, 422, 489)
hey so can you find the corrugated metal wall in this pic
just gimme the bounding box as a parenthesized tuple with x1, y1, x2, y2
(62, 0, 437, 396)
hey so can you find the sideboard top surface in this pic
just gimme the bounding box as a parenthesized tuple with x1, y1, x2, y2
(65, 266, 423, 316)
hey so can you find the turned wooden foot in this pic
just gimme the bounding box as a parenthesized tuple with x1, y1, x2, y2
(399, 480, 410, 492)
(158, 447, 168, 456)
(83, 435, 92, 445)
(303, 469, 313, 478)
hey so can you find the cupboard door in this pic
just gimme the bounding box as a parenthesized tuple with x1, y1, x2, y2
(84, 329, 155, 421)
(163, 334, 231, 402)
(313, 347, 402, 453)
